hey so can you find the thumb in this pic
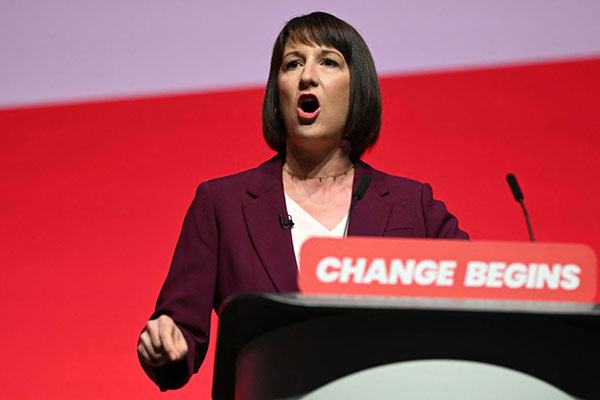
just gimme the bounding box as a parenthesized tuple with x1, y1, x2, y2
(171, 325, 188, 360)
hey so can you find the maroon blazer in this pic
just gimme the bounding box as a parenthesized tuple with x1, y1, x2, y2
(140, 155, 468, 390)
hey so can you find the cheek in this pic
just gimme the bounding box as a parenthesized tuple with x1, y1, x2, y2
(331, 75, 350, 105)
(331, 80, 351, 116)
(278, 78, 294, 108)
(278, 91, 294, 126)
(277, 80, 295, 130)
(279, 91, 292, 110)
(342, 80, 351, 105)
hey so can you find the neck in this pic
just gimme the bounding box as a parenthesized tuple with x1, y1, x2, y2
(284, 140, 352, 180)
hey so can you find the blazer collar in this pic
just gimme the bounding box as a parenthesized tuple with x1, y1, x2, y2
(241, 155, 393, 292)
(348, 159, 393, 236)
(246, 155, 285, 198)
(242, 155, 299, 292)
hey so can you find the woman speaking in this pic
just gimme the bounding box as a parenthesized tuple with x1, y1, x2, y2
(137, 11, 468, 390)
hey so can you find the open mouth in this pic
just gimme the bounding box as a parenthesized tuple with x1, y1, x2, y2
(297, 94, 321, 121)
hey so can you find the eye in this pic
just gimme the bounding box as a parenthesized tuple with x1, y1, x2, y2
(322, 58, 339, 67)
(284, 60, 301, 70)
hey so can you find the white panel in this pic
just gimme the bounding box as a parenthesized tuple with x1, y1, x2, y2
(1, 0, 599, 108)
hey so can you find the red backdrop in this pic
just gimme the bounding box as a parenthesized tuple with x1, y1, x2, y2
(1, 58, 599, 399)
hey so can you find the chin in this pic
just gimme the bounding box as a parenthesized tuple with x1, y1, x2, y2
(291, 127, 331, 140)
(289, 134, 344, 152)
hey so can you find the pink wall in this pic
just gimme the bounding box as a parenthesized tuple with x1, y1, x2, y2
(2, 1, 599, 108)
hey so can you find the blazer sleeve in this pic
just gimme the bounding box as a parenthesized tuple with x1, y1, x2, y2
(139, 182, 219, 390)
(421, 183, 469, 239)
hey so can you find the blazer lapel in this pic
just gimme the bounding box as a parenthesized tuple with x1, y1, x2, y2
(242, 156, 299, 292)
(347, 160, 393, 236)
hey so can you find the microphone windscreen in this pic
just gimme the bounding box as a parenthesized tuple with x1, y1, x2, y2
(354, 175, 371, 200)
(506, 173, 524, 201)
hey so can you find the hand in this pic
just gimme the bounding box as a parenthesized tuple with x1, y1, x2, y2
(137, 315, 189, 367)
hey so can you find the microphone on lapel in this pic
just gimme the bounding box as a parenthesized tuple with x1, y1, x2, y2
(343, 175, 371, 237)
(279, 213, 295, 230)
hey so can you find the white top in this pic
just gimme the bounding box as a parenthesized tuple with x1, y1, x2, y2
(284, 194, 348, 268)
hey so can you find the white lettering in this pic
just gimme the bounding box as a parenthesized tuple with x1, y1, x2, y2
(486, 262, 506, 288)
(464, 261, 488, 287)
(504, 262, 528, 288)
(363, 258, 389, 284)
(526, 263, 537, 288)
(414, 259, 437, 286)
(560, 264, 581, 290)
(315, 257, 582, 293)
(436, 260, 456, 286)
(339, 257, 367, 283)
(316, 257, 341, 283)
(388, 259, 415, 285)
(535, 264, 561, 289)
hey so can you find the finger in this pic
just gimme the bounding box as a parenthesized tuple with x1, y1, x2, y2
(146, 320, 162, 349)
(159, 323, 178, 361)
(139, 331, 164, 362)
(137, 342, 154, 364)
(139, 342, 169, 367)
(173, 327, 189, 357)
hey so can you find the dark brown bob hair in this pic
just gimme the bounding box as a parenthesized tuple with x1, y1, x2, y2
(262, 12, 382, 160)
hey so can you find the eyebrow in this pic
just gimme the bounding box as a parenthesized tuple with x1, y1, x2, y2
(321, 49, 343, 58)
(282, 49, 344, 59)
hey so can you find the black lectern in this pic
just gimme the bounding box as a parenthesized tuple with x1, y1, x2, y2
(212, 293, 600, 400)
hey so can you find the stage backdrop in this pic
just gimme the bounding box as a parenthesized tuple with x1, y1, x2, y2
(1, 1, 599, 399)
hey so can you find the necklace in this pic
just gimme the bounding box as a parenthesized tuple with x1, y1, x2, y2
(283, 164, 354, 182)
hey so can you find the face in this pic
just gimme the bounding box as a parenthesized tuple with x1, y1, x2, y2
(278, 40, 351, 148)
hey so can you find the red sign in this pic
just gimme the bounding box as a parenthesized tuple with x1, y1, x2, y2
(298, 238, 597, 303)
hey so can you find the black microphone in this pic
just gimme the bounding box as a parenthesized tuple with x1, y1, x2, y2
(279, 213, 294, 230)
(506, 173, 523, 201)
(343, 175, 371, 237)
(506, 173, 534, 242)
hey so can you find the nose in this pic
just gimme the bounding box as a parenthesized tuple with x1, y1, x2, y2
(299, 60, 319, 89)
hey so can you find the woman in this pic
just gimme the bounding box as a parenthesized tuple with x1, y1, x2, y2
(137, 11, 468, 390)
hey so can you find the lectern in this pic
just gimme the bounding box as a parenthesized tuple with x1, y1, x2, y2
(212, 238, 599, 399)
(212, 293, 600, 399)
